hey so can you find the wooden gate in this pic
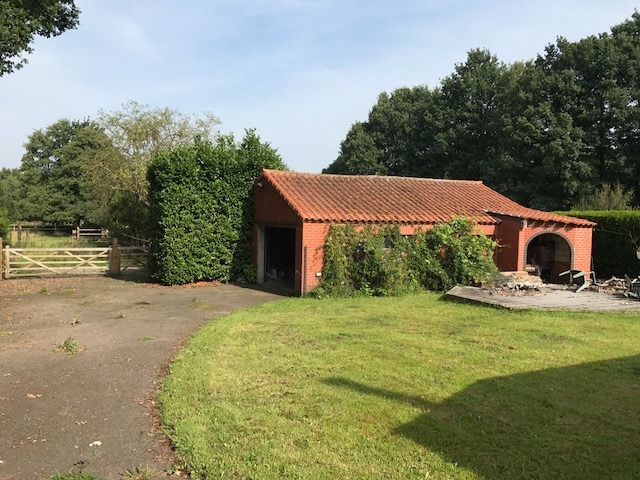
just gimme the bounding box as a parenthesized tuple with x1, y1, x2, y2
(120, 246, 149, 270)
(2, 245, 149, 279)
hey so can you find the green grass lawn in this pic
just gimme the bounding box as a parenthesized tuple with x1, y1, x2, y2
(158, 293, 640, 479)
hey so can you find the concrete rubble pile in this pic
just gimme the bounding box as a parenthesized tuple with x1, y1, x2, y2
(483, 275, 542, 296)
(480, 274, 633, 297)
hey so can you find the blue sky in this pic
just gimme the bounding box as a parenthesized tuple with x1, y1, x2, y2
(0, 1, 638, 172)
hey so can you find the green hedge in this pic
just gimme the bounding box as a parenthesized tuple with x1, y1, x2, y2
(148, 132, 285, 285)
(557, 210, 640, 278)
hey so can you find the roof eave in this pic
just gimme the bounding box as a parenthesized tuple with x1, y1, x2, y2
(486, 210, 596, 227)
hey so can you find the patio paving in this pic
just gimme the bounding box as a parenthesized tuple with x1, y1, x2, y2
(447, 284, 640, 311)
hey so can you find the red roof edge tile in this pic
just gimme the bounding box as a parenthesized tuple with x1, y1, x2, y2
(486, 210, 597, 227)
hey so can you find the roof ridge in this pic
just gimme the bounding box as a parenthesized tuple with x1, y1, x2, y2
(262, 169, 484, 184)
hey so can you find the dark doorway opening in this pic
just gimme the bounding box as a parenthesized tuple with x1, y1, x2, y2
(526, 234, 572, 283)
(264, 227, 296, 293)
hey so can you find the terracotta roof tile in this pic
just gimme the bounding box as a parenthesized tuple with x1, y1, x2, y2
(260, 170, 596, 227)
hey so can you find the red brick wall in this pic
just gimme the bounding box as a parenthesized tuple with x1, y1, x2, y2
(254, 182, 299, 226)
(300, 223, 330, 294)
(493, 214, 594, 279)
(520, 223, 593, 277)
(253, 181, 302, 292)
(254, 185, 594, 293)
(571, 227, 594, 273)
(494, 216, 524, 271)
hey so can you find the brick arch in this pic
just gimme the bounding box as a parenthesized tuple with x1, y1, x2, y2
(524, 230, 575, 282)
(524, 230, 576, 264)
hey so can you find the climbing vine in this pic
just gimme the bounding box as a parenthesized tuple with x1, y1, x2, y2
(315, 218, 499, 297)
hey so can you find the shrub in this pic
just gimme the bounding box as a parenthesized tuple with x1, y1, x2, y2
(349, 226, 414, 296)
(148, 131, 285, 285)
(317, 218, 499, 297)
(318, 225, 413, 297)
(417, 217, 500, 290)
(572, 183, 635, 211)
(402, 229, 452, 291)
(318, 225, 354, 297)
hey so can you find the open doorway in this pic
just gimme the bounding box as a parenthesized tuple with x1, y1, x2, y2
(526, 233, 572, 283)
(264, 226, 296, 293)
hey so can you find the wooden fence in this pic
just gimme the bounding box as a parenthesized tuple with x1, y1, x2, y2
(0, 238, 148, 279)
(74, 227, 109, 239)
(7, 224, 109, 243)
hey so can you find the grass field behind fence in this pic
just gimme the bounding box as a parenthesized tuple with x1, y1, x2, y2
(6, 230, 109, 248)
(159, 293, 640, 480)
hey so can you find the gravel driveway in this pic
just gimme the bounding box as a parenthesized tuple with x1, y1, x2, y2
(0, 274, 283, 479)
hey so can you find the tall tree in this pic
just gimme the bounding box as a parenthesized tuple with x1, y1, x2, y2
(539, 35, 628, 186)
(498, 61, 588, 209)
(324, 86, 443, 177)
(0, 0, 80, 76)
(327, 12, 640, 210)
(324, 121, 382, 175)
(0, 167, 24, 221)
(533, 12, 640, 205)
(19, 119, 107, 224)
(0, 206, 9, 240)
(607, 12, 640, 201)
(436, 49, 508, 184)
(83, 101, 221, 234)
(367, 86, 444, 177)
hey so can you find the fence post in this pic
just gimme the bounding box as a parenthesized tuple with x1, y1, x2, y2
(0, 237, 3, 280)
(108, 237, 121, 276)
(3, 241, 9, 280)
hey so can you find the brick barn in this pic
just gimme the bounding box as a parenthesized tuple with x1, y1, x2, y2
(252, 169, 596, 295)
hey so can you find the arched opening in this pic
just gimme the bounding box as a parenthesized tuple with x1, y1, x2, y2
(526, 233, 572, 284)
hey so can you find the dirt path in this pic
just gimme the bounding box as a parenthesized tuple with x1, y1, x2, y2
(0, 274, 283, 480)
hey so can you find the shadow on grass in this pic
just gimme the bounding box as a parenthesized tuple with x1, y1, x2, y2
(324, 355, 640, 479)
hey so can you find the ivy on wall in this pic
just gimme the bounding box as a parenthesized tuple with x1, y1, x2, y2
(316, 218, 499, 297)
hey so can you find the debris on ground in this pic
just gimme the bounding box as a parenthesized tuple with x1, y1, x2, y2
(480, 275, 636, 297)
(482, 276, 542, 296)
(588, 276, 628, 295)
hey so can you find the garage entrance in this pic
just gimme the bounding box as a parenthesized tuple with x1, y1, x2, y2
(526, 233, 572, 283)
(264, 226, 296, 292)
